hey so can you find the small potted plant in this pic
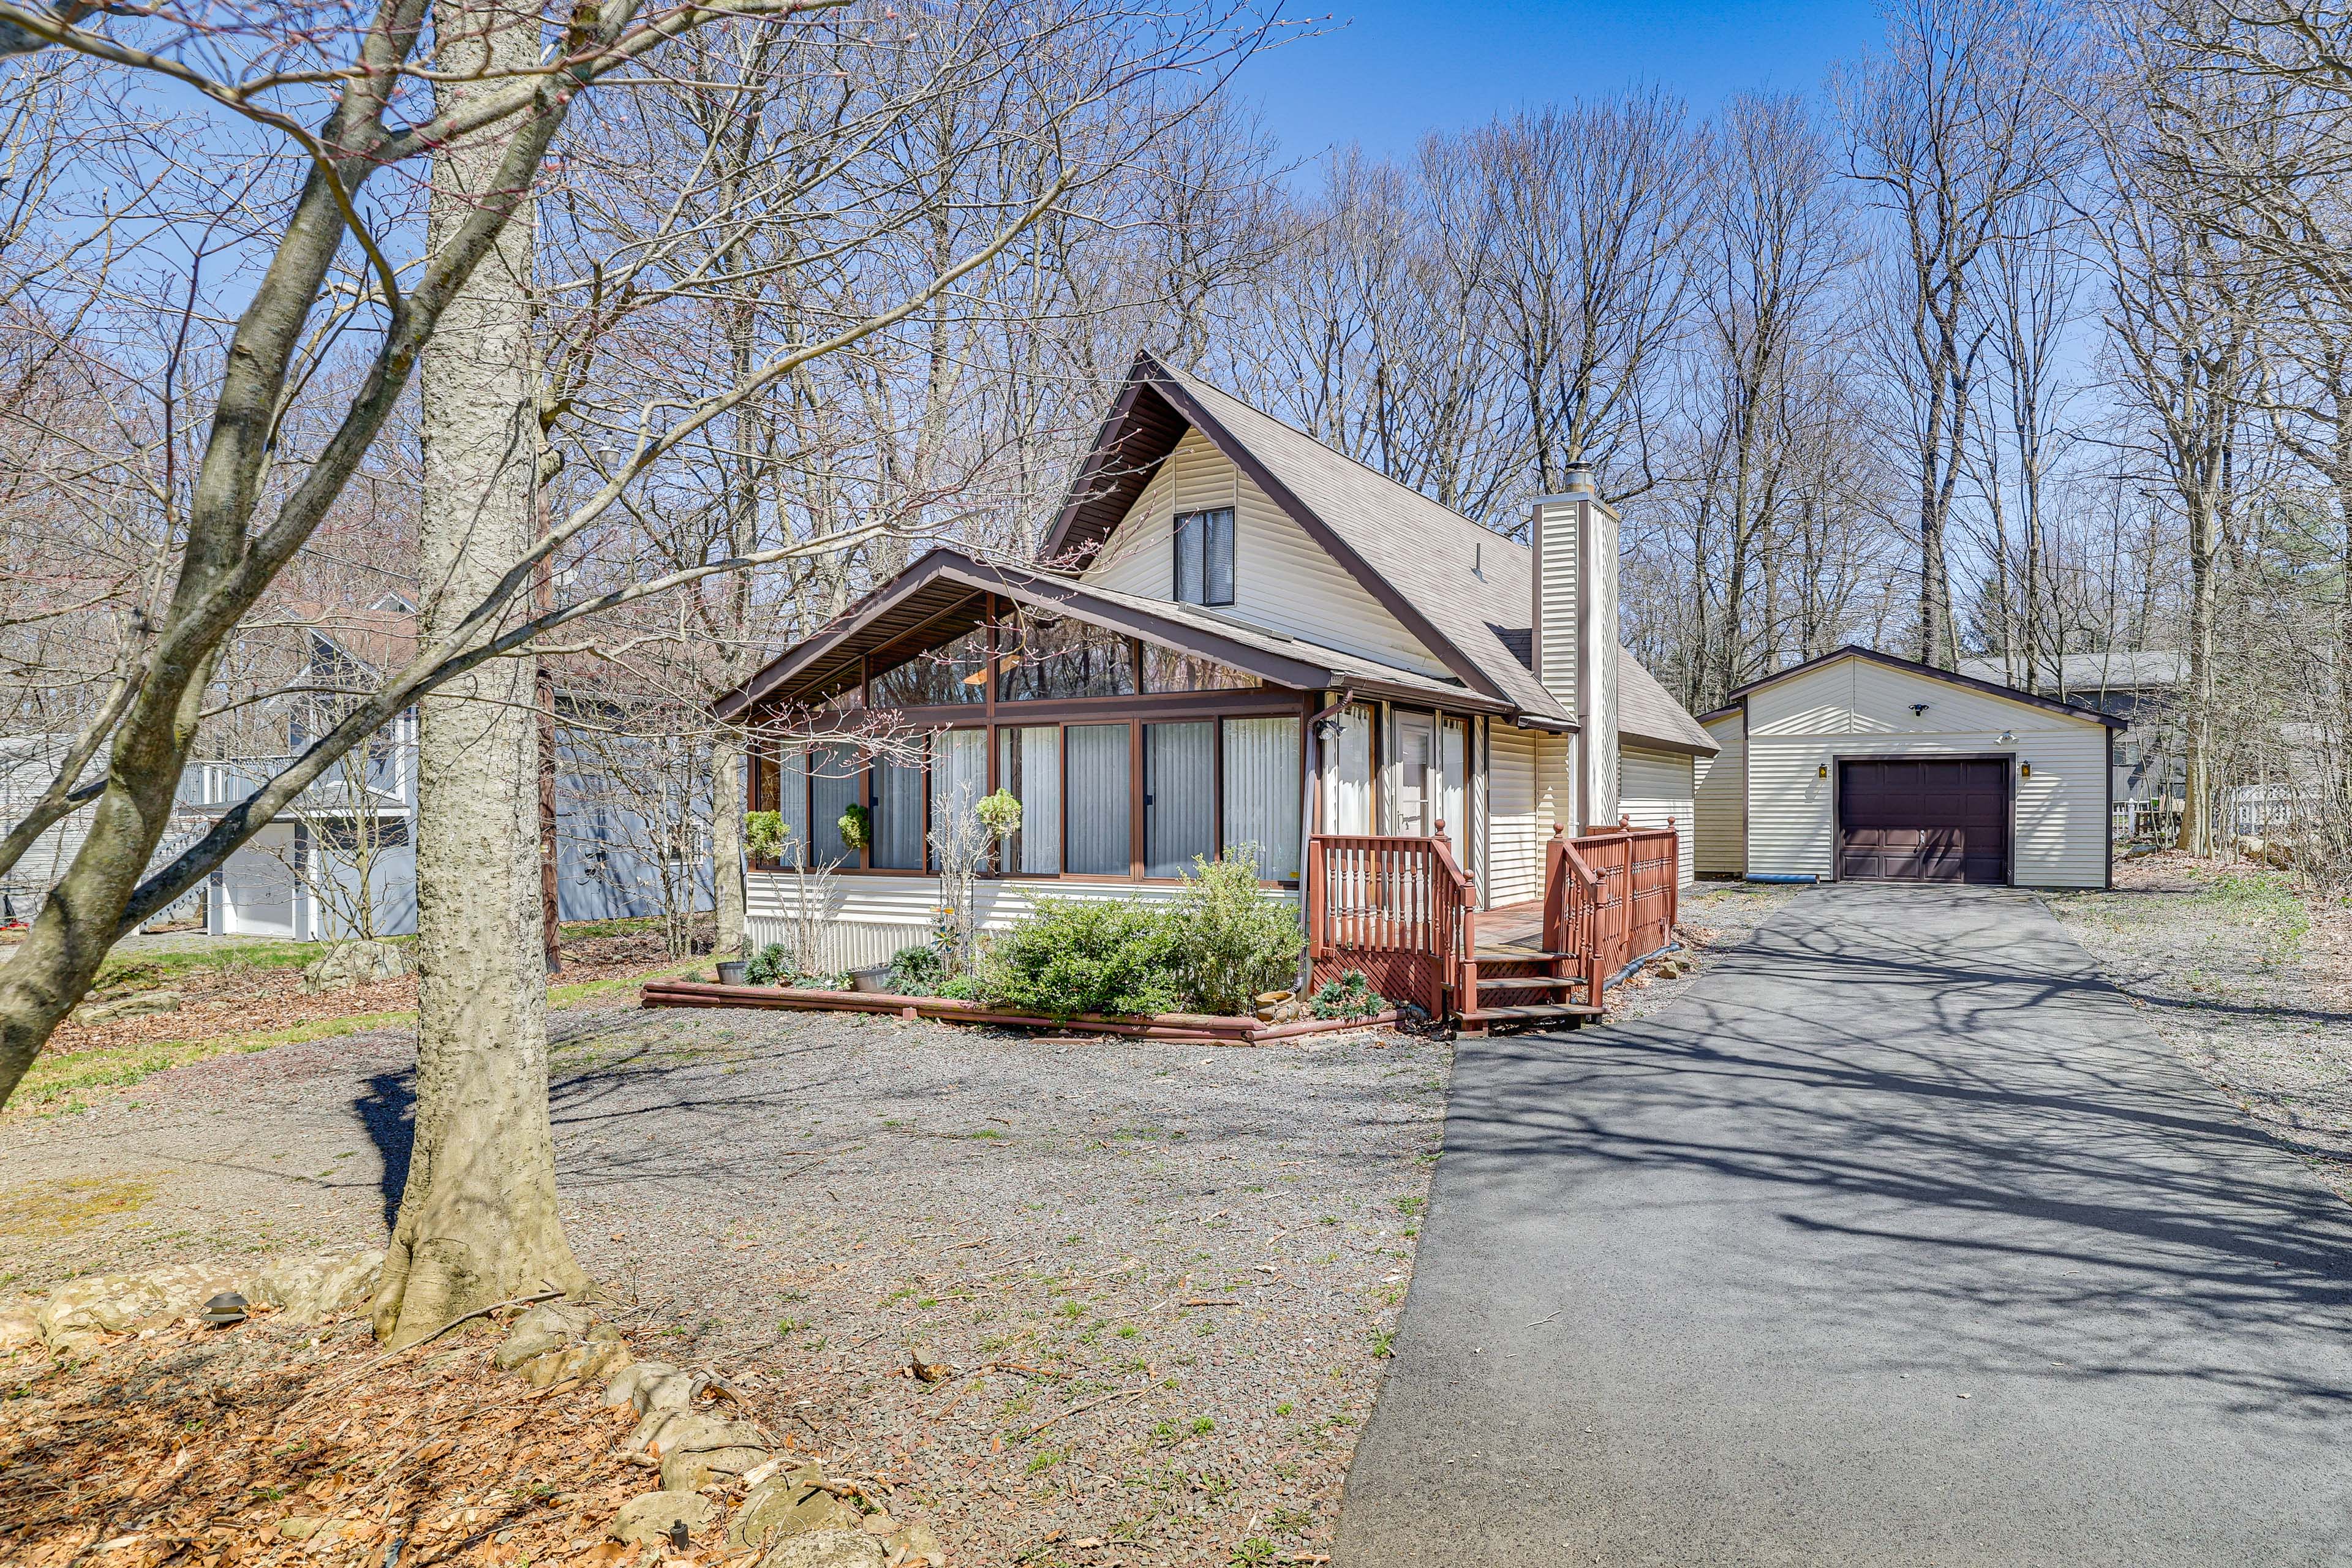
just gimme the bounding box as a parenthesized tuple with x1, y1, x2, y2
(743, 810, 787, 867)
(838, 802, 872, 854)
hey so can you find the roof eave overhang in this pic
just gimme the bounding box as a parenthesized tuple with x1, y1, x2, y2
(1725, 646, 2129, 729)
(715, 551, 1425, 719)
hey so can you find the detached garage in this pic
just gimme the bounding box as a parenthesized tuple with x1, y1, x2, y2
(1697, 646, 2124, 891)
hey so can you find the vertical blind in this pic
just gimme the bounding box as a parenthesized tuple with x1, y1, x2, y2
(1440, 718, 1468, 867)
(1144, 721, 1214, 877)
(997, 726, 1061, 874)
(929, 728, 987, 867)
(1065, 723, 1130, 875)
(809, 743, 859, 867)
(1330, 704, 1373, 834)
(1223, 716, 1301, 880)
(776, 745, 810, 854)
(874, 753, 924, 869)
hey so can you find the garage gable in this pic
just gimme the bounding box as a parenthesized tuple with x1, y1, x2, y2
(1746, 652, 2117, 741)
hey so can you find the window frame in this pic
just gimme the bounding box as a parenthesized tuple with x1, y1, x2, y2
(1173, 507, 1236, 608)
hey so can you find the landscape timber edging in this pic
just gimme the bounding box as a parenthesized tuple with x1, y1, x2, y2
(636, 979, 1401, 1044)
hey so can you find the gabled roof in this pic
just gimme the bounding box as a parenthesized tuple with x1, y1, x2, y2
(713, 549, 1520, 721)
(1044, 352, 1573, 728)
(1619, 655, 1720, 756)
(1723, 645, 2128, 728)
(1954, 650, 2185, 693)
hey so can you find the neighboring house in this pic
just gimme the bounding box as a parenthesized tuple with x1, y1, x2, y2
(202, 612, 710, 941)
(1957, 650, 2184, 827)
(1696, 647, 2124, 889)
(714, 351, 1717, 972)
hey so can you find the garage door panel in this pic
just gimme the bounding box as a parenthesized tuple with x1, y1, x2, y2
(1838, 759, 2008, 885)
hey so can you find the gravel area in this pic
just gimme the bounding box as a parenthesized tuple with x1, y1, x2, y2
(2045, 851, 2352, 1199)
(0, 1005, 1447, 1566)
(1600, 880, 1800, 1026)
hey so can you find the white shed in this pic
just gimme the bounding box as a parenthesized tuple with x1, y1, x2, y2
(1708, 647, 2122, 890)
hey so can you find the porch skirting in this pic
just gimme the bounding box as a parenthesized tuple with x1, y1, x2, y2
(745, 870, 1301, 973)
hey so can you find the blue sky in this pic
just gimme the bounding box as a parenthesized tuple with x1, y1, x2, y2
(1232, 0, 1883, 159)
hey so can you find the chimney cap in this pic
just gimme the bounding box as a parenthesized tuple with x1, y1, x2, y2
(1532, 462, 1597, 503)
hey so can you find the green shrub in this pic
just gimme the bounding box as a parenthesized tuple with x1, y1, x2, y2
(935, 973, 979, 1001)
(743, 942, 790, 986)
(977, 898, 1182, 1020)
(1171, 849, 1303, 1015)
(886, 944, 946, 995)
(743, 810, 787, 863)
(1308, 970, 1385, 1020)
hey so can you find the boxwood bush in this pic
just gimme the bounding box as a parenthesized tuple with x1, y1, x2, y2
(976, 851, 1303, 1019)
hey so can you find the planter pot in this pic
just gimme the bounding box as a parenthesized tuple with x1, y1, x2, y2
(715, 960, 748, 986)
(846, 963, 893, 993)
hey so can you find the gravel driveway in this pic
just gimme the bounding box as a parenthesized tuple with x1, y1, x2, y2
(0, 1006, 1447, 1566)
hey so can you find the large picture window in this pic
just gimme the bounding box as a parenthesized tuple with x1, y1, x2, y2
(1000, 612, 1137, 701)
(1144, 721, 1215, 876)
(869, 626, 989, 706)
(873, 751, 924, 869)
(1141, 645, 1257, 694)
(1065, 723, 1131, 875)
(809, 743, 861, 867)
(929, 728, 986, 867)
(1174, 508, 1235, 606)
(1222, 717, 1302, 880)
(998, 726, 1061, 874)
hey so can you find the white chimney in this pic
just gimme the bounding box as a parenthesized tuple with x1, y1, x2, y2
(1529, 464, 1618, 833)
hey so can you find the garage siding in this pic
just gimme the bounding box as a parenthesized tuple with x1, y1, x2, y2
(1619, 746, 1696, 886)
(1694, 715, 1746, 876)
(1743, 657, 2109, 889)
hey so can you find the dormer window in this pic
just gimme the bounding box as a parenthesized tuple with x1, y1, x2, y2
(1174, 508, 1234, 606)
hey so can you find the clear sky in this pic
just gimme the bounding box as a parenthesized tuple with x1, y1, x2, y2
(1231, 0, 1884, 160)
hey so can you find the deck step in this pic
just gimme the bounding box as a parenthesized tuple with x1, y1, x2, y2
(1474, 949, 1572, 962)
(1458, 1003, 1603, 1027)
(1474, 974, 1579, 993)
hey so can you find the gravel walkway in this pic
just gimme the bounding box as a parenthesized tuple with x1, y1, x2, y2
(0, 1006, 1447, 1566)
(2045, 853, 2352, 1199)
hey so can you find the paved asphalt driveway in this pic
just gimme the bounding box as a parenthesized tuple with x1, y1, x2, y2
(1335, 885, 2352, 1567)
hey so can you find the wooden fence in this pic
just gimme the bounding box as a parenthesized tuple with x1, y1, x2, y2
(1544, 822, 1680, 1005)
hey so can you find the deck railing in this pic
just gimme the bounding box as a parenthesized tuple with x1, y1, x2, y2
(1303, 832, 1475, 1017)
(1307, 819, 1679, 1020)
(1545, 820, 1680, 1006)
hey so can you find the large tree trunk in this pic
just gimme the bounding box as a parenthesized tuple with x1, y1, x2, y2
(374, 0, 587, 1347)
(2178, 493, 2218, 857)
(712, 737, 746, 956)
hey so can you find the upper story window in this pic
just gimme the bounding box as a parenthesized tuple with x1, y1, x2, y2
(1174, 508, 1235, 606)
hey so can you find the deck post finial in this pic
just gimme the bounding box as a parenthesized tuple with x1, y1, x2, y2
(1550, 824, 1562, 839)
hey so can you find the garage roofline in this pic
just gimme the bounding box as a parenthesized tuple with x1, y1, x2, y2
(1721, 645, 2127, 729)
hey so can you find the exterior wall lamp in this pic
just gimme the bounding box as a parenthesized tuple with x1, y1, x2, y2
(2020, 761, 2032, 779)
(1817, 763, 1828, 778)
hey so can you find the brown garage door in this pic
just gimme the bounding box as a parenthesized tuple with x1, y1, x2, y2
(1838, 759, 2009, 884)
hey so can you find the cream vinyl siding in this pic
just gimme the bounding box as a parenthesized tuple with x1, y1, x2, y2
(1081, 428, 1449, 680)
(1619, 746, 1696, 886)
(1743, 656, 2110, 889)
(1694, 714, 1746, 877)
(748, 872, 1300, 974)
(1486, 724, 1544, 907)
(1531, 499, 1580, 712)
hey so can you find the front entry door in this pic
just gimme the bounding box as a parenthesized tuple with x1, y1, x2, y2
(1838, 758, 2010, 884)
(1393, 712, 1433, 835)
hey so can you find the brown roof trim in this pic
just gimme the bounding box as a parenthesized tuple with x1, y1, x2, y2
(1041, 352, 1511, 707)
(1696, 703, 1743, 726)
(1723, 645, 2128, 729)
(713, 550, 1517, 720)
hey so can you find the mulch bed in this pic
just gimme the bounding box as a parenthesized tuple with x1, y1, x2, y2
(45, 933, 692, 1061)
(0, 1303, 845, 1568)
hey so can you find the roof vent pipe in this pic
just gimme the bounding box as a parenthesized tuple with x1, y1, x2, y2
(1558, 461, 1597, 499)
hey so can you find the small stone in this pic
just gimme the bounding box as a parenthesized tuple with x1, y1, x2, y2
(38, 1275, 168, 1350)
(495, 1301, 591, 1370)
(0, 1308, 41, 1352)
(753, 1530, 883, 1568)
(75, 989, 184, 1025)
(606, 1360, 678, 1409)
(729, 1468, 859, 1548)
(278, 1517, 326, 1542)
(608, 1493, 717, 1546)
(905, 1343, 949, 1384)
(883, 1522, 943, 1567)
(248, 1249, 385, 1325)
(636, 1369, 704, 1414)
